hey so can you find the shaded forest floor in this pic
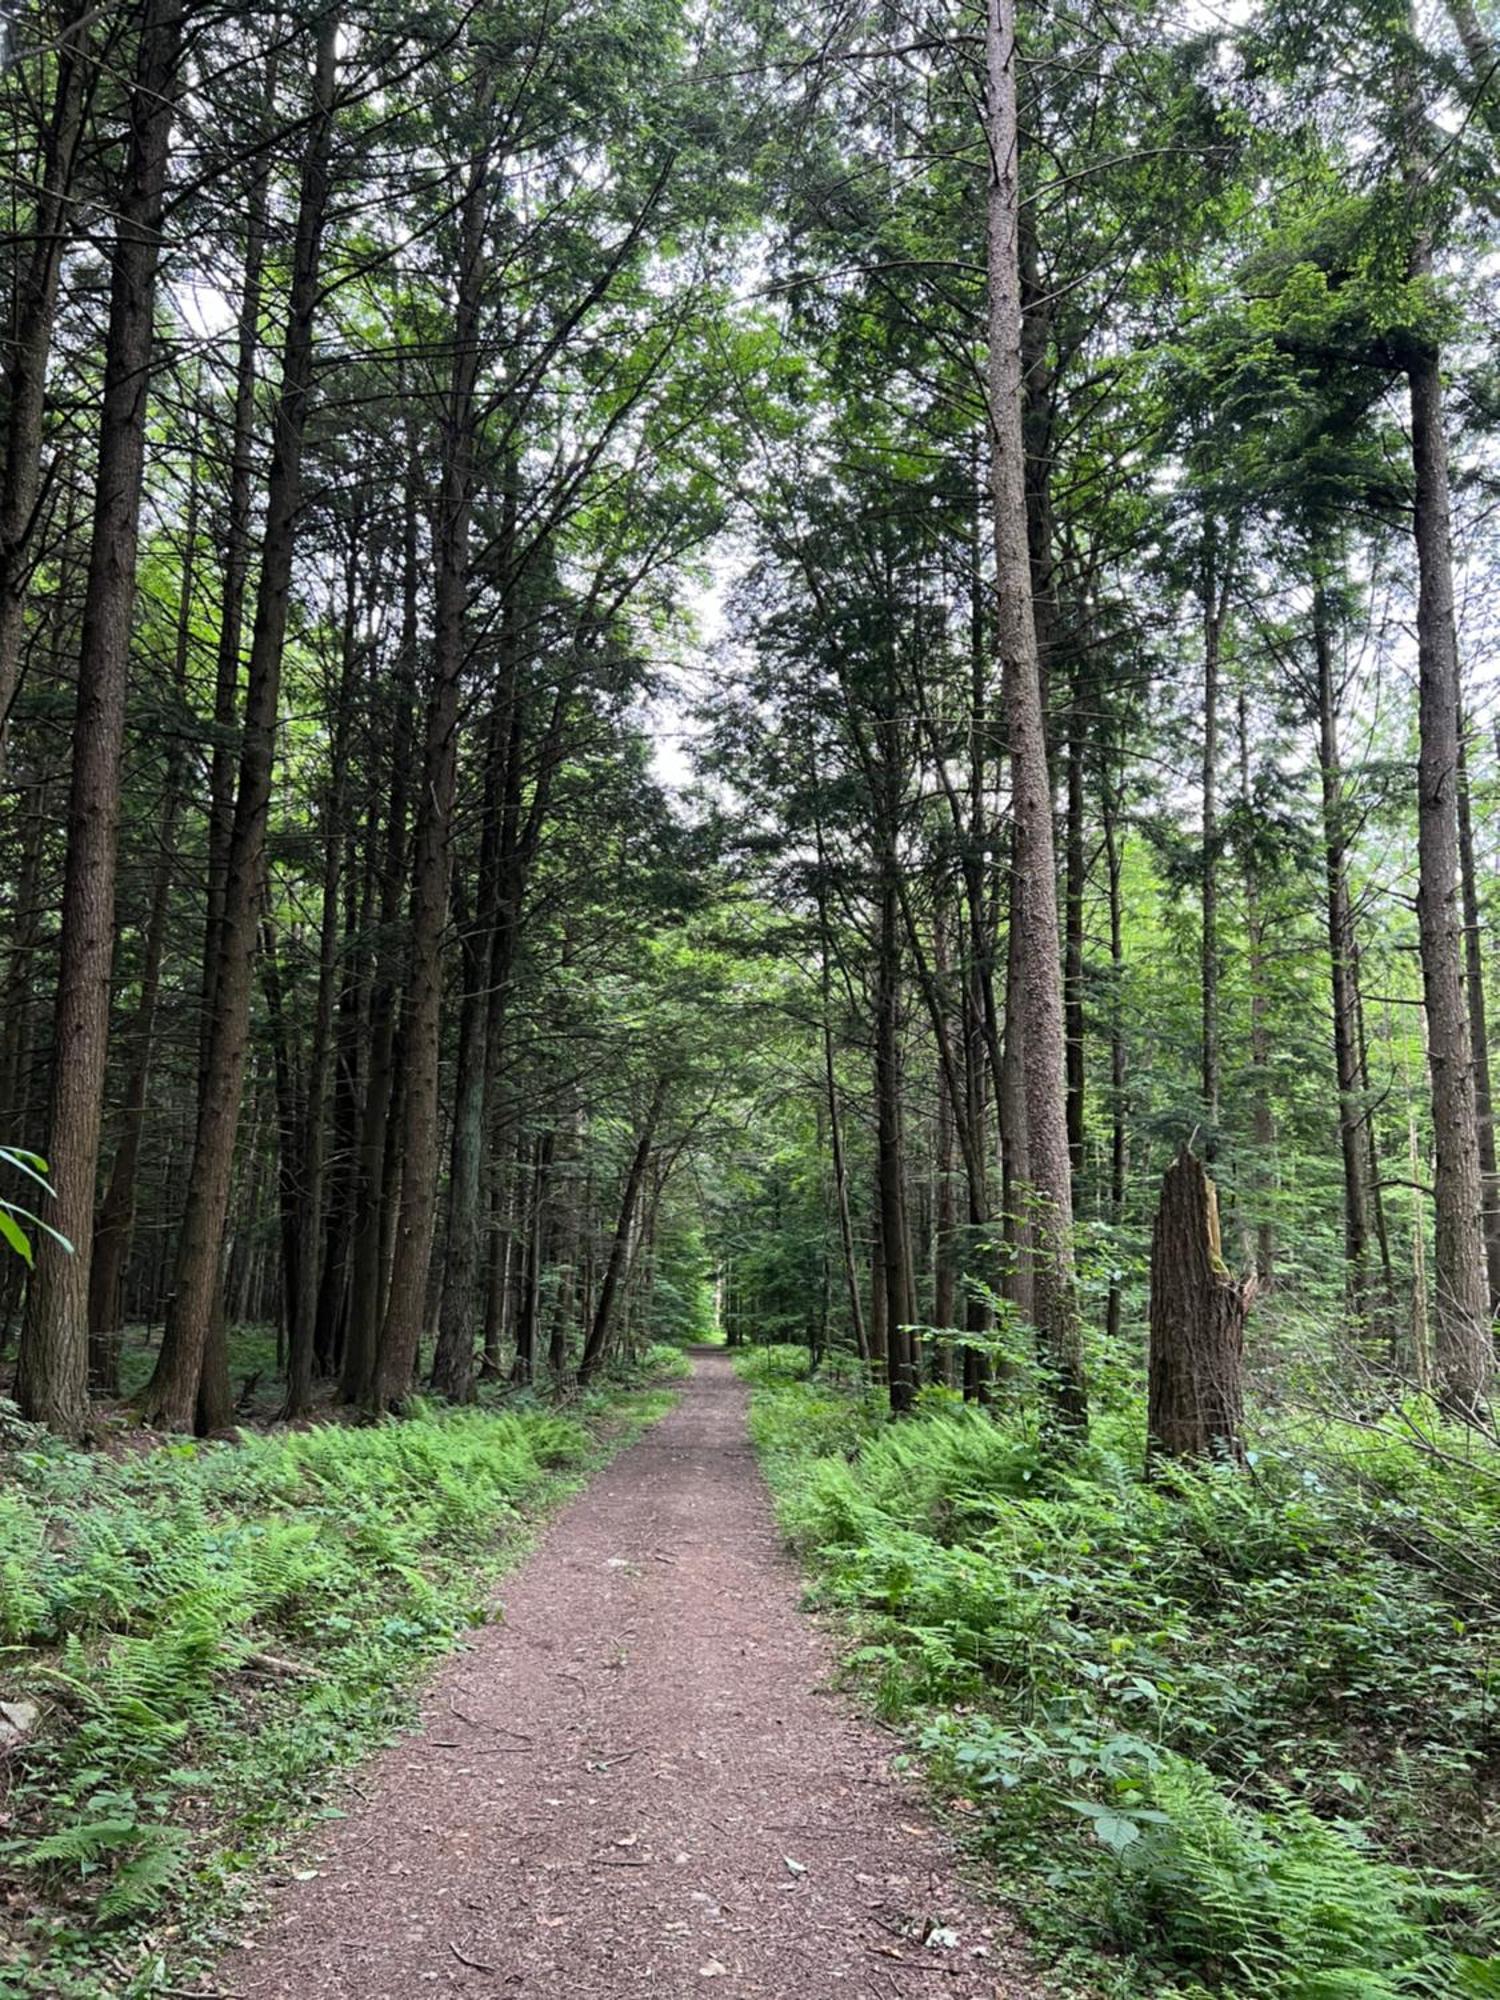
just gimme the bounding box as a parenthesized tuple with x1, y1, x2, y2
(207, 1349, 1040, 1999)
(738, 1343, 1500, 1998)
(0, 1346, 687, 1997)
(12, 1334, 1500, 1998)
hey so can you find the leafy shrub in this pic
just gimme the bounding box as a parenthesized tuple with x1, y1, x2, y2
(733, 1342, 818, 1385)
(740, 1366, 1500, 1994)
(634, 1342, 694, 1381)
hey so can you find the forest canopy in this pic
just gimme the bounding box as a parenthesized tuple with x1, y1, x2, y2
(4, 0, 1500, 1987)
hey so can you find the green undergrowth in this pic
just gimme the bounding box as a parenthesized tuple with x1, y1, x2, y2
(736, 1342, 1500, 1999)
(0, 1350, 682, 1998)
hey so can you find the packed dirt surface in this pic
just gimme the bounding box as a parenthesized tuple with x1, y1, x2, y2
(215, 1350, 1046, 1997)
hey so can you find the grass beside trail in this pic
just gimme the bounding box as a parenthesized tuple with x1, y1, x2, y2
(735, 1343, 1500, 2000)
(0, 1345, 689, 1999)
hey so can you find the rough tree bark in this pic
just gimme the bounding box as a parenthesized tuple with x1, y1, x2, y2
(371, 118, 491, 1410)
(283, 562, 360, 1416)
(85, 434, 199, 1382)
(142, 12, 339, 1431)
(1401, 32, 1492, 1416)
(87, 782, 181, 1388)
(17, 0, 185, 1436)
(1147, 1148, 1255, 1465)
(1063, 678, 1087, 1185)
(933, 903, 958, 1365)
(86, 386, 201, 1378)
(999, 849, 1032, 1319)
(202, 44, 278, 1060)
(1408, 333, 1492, 1418)
(985, 0, 1086, 1432)
(0, 0, 95, 766)
(1455, 720, 1500, 1309)
(430, 691, 513, 1403)
(341, 454, 417, 1403)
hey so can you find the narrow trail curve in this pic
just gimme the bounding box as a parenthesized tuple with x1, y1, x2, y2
(217, 1351, 1046, 1998)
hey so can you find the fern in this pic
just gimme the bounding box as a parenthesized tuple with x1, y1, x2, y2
(20, 1816, 188, 1923)
(739, 1355, 1500, 1995)
(1104, 1754, 1488, 1997)
(0, 1492, 50, 1641)
(96, 1825, 188, 1922)
(0, 1387, 631, 1969)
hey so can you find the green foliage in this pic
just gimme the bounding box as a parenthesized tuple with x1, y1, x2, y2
(635, 1342, 695, 1379)
(1084, 1755, 1494, 1998)
(21, 1818, 190, 1926)
(741, 1363, 1500, 1996)
(0, 1146, 70, 1266)
(0, 1382, 672, 1986)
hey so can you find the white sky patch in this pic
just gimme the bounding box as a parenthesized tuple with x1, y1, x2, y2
(173, 274, 237, 341)
(649, 566, 724, 793)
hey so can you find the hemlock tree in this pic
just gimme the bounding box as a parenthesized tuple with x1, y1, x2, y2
(16, 0, 185, 1435)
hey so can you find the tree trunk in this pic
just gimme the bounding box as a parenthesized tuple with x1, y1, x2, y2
(960, 949, 995, 1402)
(1200, 525, 1228, 1151)
(934, 910, 958, 1360)
(1102, 763, 1127, 1346)
(1146, 1148, 1254, 1464)
(1314, 585, 1376, 1315)
(1000, 846, 1032, 1318)
(372, 127, 491, 1410)
(512, 1128, 555, 1388)
(546, 1095, 583, 1379)
(0, 765, 51, 1138)
(87, 407, 199, 1383)
(480, 1107, 517, 1380)
(1353, 953, 1397, 1308)
(284, 574, 359, 1416)
(1236, 687, 1275, 1286)
(17, 0, 185, 1438)
(1063, 682, 1086, 1185)
(868, 1203, 889, 1382)
(341, 460, 417, 1403)
(87, 740, 189, 1383)
(1409, 334, 1492, 1418)
(315, 839, 365, 1374)
(985, 0, 1086, 1433)
(142, 13, 339, 1431)
(1456, 720, 1500, 1309)
(578, 1077, 668, 1383)
(202, 45, 278, 1070)
(0, 0, 94, 765)
(429, 942, 488, 1401)
(811, 802, 869, 1364)
(875, 861, 917, 1413)
(432, 676, 517, 1401)
(259, 920, 302, 1377)
(822, 963, 868, 1363)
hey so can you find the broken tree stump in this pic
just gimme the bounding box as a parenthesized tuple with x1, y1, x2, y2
(1147, 1147, 1256, 1465)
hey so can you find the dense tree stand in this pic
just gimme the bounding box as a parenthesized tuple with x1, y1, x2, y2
(212, 1355, 1041, 1999)
(8, 0, 1500, 1987)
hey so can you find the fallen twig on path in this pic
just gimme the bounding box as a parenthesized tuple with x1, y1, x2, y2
(448, 1939, 496, 1973)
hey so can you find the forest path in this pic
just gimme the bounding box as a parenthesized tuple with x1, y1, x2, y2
(214, 1350, 1042, 1999)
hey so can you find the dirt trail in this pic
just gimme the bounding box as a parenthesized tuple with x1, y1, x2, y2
(216, 1350, 1044, 1998)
